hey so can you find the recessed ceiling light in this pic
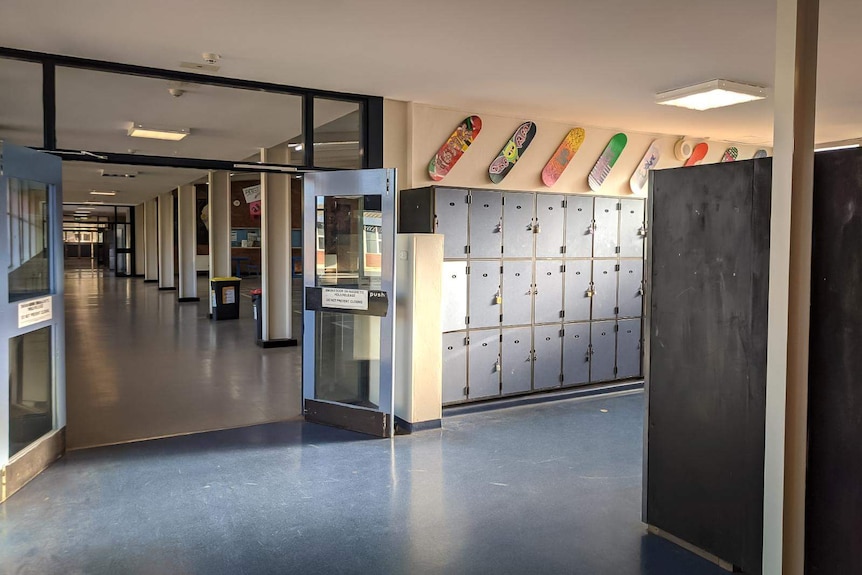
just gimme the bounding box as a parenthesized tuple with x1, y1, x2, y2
(656, 79, 768, 111)
(89, 191, 117, 196)
(128, 123, 190, 141)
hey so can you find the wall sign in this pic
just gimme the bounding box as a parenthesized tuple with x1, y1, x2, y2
(306, 287, 388, 317)
(18, 296, 52, 328)
(322, 288, 368, 310)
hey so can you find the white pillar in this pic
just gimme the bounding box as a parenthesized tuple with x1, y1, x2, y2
(177, 184, 199, 301)
(763, 0, 818, 573)
(134, 203, 145, 276)
(259, 146, 297, 346)
(157, 191, 176, 290)
(143, 198, 159, 283)
(208, 171, 232, 313)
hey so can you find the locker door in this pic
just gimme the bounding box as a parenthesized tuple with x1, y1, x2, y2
(501, 326, 533, 394)
(442, 332, 468, 403)
(469, 260, 501, 329)
(469, 190, 503, 259)
(619, 198, 646, 258)
(563, 260, 592, 322)
(590, 320, 616, 382)
(534, 260, 564, 324)
(565, 196, 594, 258)
(502, 192, 535, 258)
(435, 188, 469, 259)
(618, 259, 644, 318)
(616, 319, 642, 379)
(591, 260, 618, 320)
(535, 194, 565, 257)
(533, 324, 562, 390)
(441, 261, 467, 332)
(501, 260, 533, 326)
(562, 322, 590, 387)
(467, 329, 501, 400)
(593, 197, 619, 258)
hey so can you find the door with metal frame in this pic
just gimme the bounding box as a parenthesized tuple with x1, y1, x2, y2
(565, 196, 594, 258)
(533, 324, 562, 390)
(502, 192, 534, 258)
(501, 260, 532, 326)
(563, 260, 592, 322)
(0, 143, 65, 503)
(303, 169, 397, 437)
(435, 188, 469, 259)
(535, 194, 565, 257)
(501, 326, 532, 394)
(619, 199, 646, 258)
(593, 197, 619, 258)
(467, 329, 501, 400)
(441, 332, 468, 403)
(617, 259, 644, 318)
(590, 320, 617, 382)
(469, 260, 501, 329)
(562, 322, 591, 387)
(591, 259, 618, 320)
(469, 190, 502, 259)
(616, 319, 642, 379)
(534, 260, 564, 324)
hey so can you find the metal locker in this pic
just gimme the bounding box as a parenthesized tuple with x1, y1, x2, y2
(619, 198, 646, 258)
(501, 260, 533, 326)
(501, 326, 533, 394)
(591, 260, 618, 320)
(590, 320, 617, 382)
(535, 194, 565, 257)
(502, 192, 535, 258)
(563, 260, 592, 322)
(616, 319, 642, 379)
(617, 259, 644, 318)
(593, 197, 619, 258)
(533, 324, 562, 390)
(441, 261, 468, 332)
(565, 196, 594, 258)
(442, 332, 468, 403)
(469, 190, 503, 259)
(467, 329, 501, 400)
(469, 260, 502, 329)
(534, 260, 564, 324)
(435, 188, 469, 259)
(562, 322, 591, 387)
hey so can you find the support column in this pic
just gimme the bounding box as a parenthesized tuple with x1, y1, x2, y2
(208, 171, 232, 313)
(177, 184, 199, 301)
(763, 0, 818, 574)
(143, 198, 158, 283)
(259, 145, 296, 346)
(157, 191, 176, 291)
(133, 203, 145, 276)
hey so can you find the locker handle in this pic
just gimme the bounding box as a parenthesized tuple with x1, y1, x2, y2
(638, 224, 648, 237)
(533, 223, 541, 234)
(588, 222, 596, 234)
(637, 286, 645, 296)
(495, 222, 502, 233)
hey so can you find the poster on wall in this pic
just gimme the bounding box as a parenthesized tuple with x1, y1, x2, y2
(243, 184, 261, 218)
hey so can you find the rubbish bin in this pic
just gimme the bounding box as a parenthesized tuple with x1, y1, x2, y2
(210, 277, 241, 320)
(250, 288, 263, 342)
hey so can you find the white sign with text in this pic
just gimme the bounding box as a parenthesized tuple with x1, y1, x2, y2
(18, 296, 53, 328)
(321, 288, 368, 311)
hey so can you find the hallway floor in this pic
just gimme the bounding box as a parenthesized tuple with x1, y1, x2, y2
(0, 392, 727, 575)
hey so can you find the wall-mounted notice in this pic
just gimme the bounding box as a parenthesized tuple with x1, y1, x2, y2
(18, 296, 52, 328)
(322, 288, 368, 311)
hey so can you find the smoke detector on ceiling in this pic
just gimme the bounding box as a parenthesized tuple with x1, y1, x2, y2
(202, 52, 220, 64)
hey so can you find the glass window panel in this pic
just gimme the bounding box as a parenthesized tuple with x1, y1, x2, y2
(0, 58, 43, 148)
(314, 312, 381, 408)
(9, 327, 53, 458)
(313, 98, 362, 169)
(314, 195, 382, 288)
(7, 179, 51, 302)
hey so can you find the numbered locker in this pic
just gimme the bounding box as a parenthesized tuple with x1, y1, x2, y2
(501, 260, 533, 326)
(618, 259, 644, 318)
(469, 260, 501, 329)
(469, 190, 503, 259)
(502, 326, 533, 394)
(593, 197, 619, 258)
(565, 195, 594, 258)
(533, 324, 562, 390)
(467, 329, 501, 400)
(534, 260, 564, 324)
(591, 259, 618, 320)
(442, 332, 468, 403)
(563, 260, 592, 322)
(590, 320, 617, 382)
(616, 319, 642, 379)
(619, 198, 646, 258)
(535, 194, 565, 257)
(562, 322, 591, 387)
(435, 188, 469, 259)
(503, 192, 535, 258)
(441, 261, 467, 332)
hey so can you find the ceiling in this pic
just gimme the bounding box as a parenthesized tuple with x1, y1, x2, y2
(1, 0, 860, 199)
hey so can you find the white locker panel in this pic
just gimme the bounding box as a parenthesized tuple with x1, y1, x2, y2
(435, 188, 469, 259)
(562, 322, 591, 387)
(591, 259, 618, 320)
(441, 261, 467, 332)
(502, 192, 535, 258)
(535, 194, 566, 257)
(616, 319, 642, 379)
(619, 198, 646, 258)
(533, 324, 562, 390)
(501, 260, 533, 326)
(593, 197, 619, 258)
(442, 332, 468, 403)
(501, 326, 533, 394)
(565, 196, 594, 258)
(563, 260, 592, 322)
(618, 259, 644, 318)
(469, 190, 503, 259)
(467, 329, 501, 400)
(469, 260, 502, 329)
(534, 260, 564, 324)
(590, 320, 616, 382)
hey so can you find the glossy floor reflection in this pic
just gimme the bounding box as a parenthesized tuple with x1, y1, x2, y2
(0, 392, 728, 574)
(64, 267, 303, 448)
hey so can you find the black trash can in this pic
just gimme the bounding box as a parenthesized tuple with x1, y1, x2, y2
(210, 276, 241, 320)
(251, 288, 263, 342)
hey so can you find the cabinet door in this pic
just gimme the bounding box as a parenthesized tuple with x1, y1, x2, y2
(535, 194, 565, 257)
(590, 320, 617, 382)
(593, 197, 619, 258)
(501, 326, 533, 394)
(533, 324, 562, 390)
(619, 198, 645, 258)
(467, 329, 501, 400)
(563, 260, 592, 322)
(441, 261, 467, 332)
(469, 190, 503, 259)
(469, 260, 501, 329)
(502, 192, 535, 258)
(534, 260, 564, 324)
(501, 260, 533, 326)
(435, 188, 469, 259)
(592, 259, 618, 320)
(562, 322, 591, 387)
(565, 196, 594, 258)
(616, 319, 642, 379)
(442, 332, 468, 403)
(618, 259, 644, 318)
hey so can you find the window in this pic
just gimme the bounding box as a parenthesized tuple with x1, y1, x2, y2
(7, 179, 51, 302)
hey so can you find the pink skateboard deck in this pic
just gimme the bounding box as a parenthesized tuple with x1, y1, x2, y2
(542, 128, 586, 187)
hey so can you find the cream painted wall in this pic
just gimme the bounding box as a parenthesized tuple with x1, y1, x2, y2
(385, 101, 770, 196)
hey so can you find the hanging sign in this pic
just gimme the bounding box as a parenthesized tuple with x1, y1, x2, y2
(18, 296, 53, 328)
(243, 184, 262, 217)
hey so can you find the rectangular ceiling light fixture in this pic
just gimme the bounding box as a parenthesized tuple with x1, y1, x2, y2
(656, 79, 768, 111)
(128, 123, 190, 141)
(815, 143, 861, 153)
(89, 191, 117, 196)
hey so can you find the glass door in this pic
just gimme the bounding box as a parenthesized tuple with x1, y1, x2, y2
(0, 142, 65, 502)
(302, 169, 396, 437)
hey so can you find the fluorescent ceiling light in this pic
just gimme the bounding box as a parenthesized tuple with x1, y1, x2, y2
(83, 201, 104, 205)
(656, 80, 768, 111)
(128, 123, 190, 141)
(815, 144, 861, 153)
(89, 191, 117, 196)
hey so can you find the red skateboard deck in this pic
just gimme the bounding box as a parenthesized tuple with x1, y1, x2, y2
(541, 128, 586, 187)
(428, 116, 482, 181)
(683, 142, 709, 167)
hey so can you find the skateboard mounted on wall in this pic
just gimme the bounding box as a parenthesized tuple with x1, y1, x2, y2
(753, 149, 769, 159)
(683, 142, 709, 167)
(630, 140, 661, 195)
(721, 147, 739, 163)
(588, 133, 628, 192)
(428, 116, 482, 181)
(488, 121, 537, 184)
(541, 128, 586, 187)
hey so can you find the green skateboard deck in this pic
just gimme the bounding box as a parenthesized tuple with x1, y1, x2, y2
(588, 133, 627, 192)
